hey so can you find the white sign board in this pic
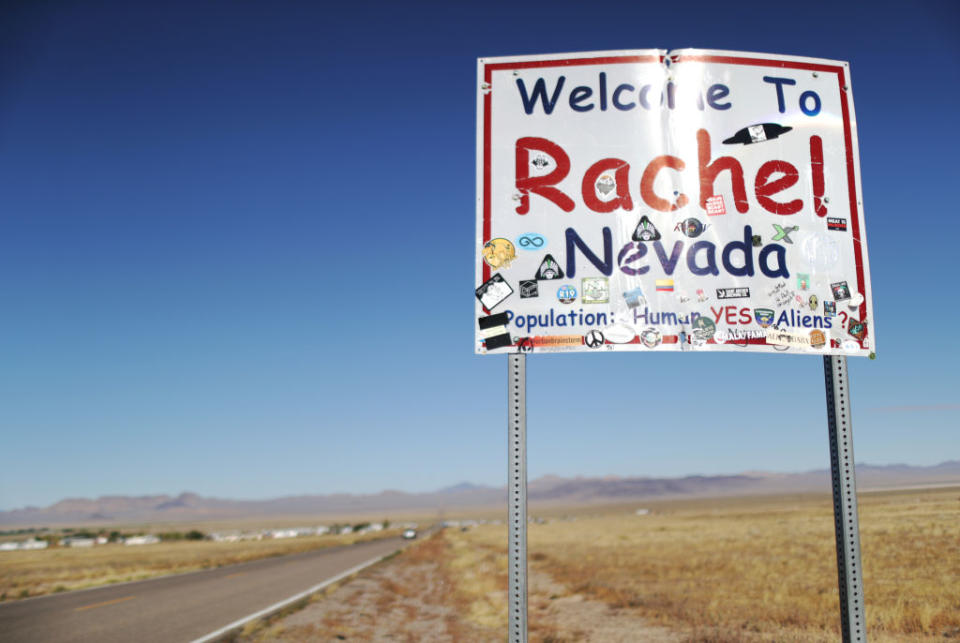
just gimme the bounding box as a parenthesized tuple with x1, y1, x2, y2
(476, 49, 874, 356)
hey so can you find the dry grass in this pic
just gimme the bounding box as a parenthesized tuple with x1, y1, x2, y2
(0, 531, 400, 601)
(236, 532, 501, 642)
(449, 488, 960, 641)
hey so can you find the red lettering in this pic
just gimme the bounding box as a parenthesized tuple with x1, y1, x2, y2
(640, 156, 689, 212)
(710, 306, 723, 323)
(515, 137, 575, 214)
(739, 307, 752, 325)
(582, 158, 633, 213)
(810, 135, 827, 217)
(755, 160, 802, 215)
(724, 306, 737, 324)
(698, 129, 748, 213)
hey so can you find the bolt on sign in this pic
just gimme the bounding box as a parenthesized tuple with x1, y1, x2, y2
(475, 49, 874, 355)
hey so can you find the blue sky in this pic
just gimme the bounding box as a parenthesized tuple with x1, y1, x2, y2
(1, 0, 957, 510)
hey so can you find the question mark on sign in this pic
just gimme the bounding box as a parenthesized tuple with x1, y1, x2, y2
(838, 311, 849, 327)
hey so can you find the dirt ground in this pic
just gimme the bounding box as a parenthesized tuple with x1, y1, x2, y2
(235, 530, 682, 642)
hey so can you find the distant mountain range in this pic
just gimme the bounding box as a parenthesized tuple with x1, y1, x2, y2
(2, 461, 958, 526)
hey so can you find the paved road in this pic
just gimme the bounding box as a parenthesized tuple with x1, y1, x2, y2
(0, 536, 405, 642)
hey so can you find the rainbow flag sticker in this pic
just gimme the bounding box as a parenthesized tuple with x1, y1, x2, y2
(655, 279, 674, 292)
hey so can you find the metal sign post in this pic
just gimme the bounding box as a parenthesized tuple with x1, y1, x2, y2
(824, 356, 867, 642)
(507, 353, 527, 643)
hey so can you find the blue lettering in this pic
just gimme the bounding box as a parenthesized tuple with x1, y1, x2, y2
(652, 241, 684, 275)
(759, 244, 790, 278)
(800, 90, 821, 116)
(618, 242, 649, 275)
(566, 227, 613, 277)
(598, 72, 607, 111)
(613, 83, 636, 110)
(706, 84, 731, 110)
(721, 225, 755, 276)
(687, 240, 720, 276)
(763, 76, 797, 113)
(569, 86, 594, 112)
(516, 76, 566, 115)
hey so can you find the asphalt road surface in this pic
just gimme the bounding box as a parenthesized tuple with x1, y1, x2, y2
(0, 536, 405, 643)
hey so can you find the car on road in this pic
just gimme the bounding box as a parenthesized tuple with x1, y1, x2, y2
(402, 529, 417, 540)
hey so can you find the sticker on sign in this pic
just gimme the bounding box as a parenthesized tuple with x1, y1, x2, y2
(475, 49, 874, 356)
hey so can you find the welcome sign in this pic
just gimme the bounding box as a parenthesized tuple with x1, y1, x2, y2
(475, 49, 874, 356)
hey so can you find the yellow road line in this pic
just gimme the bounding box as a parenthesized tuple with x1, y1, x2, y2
(74, 595, 135, 612)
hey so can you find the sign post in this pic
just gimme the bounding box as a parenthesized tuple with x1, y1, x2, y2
(507, 353, 527, 642)
(824, 356, 866, 642)
(476, 49, 875, 641)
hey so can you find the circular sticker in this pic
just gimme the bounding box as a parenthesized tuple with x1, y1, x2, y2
(848, 292, 865, 307)
(639, 327, 662, 348)
(842, 339, 860, 353)
(691, 316, 716, 341)
(584, 330, 605, 348)
(556, 284, 577, 304)
(681, 218, 706, 238)
(481, 238, 516, 270)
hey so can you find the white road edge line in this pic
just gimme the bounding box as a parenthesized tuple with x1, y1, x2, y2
(189, 551, 398, 643)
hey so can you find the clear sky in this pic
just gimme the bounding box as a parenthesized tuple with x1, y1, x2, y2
(1, 0, 957, 510)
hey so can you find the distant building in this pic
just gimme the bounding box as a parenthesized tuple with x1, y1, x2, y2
(61, 538, 95, 548)
(124, 535, 160, 546)
(20, 539, 48, 550)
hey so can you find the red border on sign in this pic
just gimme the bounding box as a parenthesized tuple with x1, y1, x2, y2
(480, 53, 867, 346)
